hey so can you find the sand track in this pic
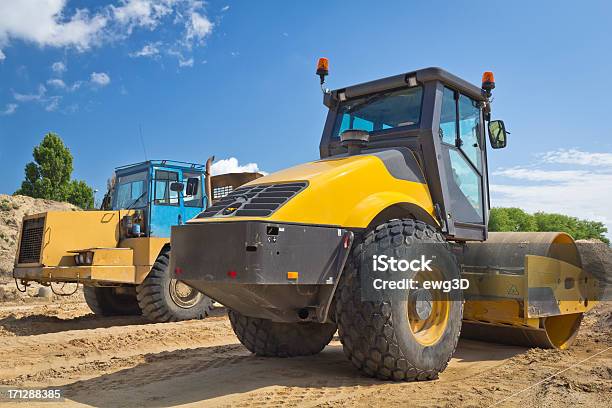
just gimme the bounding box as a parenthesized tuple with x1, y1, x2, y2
(0, 292, 609, 408)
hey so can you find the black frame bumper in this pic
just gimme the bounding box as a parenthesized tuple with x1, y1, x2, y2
(170, 221, 353, 323)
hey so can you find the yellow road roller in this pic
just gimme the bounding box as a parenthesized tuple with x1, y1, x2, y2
(170, 62, 602, 381)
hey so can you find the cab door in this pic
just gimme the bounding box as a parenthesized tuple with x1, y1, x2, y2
(149, 167, 182, 237)
(438, 87, 488, 239)
(182, 171, 206, 221)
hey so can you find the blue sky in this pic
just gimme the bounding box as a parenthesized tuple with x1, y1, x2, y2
(1, 1, 611, 234)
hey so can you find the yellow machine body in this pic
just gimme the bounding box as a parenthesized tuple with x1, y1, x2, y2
(190, 153, 601, 350)
(462, 232, 599, 349)
(13, 210, 168, 285)
(190, 153, 437, 228)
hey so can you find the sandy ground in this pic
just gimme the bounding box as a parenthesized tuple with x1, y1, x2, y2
(0, 282, 609, 408)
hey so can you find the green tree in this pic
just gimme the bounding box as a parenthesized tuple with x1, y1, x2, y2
(66, 180, 95, 209)
(489, 207, 609, 244)
(15, 133, 94, 209)
(488, 207, 537, 232)
(534, 212, 609, 244)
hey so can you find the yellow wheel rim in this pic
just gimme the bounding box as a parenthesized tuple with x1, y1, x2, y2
(407, 268, 450, 346)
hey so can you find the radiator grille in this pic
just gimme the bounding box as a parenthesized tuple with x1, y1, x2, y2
(18, 217, 45, 264)
(198, 182, 307, 219)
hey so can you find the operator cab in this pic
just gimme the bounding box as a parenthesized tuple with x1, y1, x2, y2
(318, 66, 508, 241)
(108, 160, 207, 237)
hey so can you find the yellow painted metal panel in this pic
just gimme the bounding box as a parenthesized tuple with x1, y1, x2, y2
(189, 154, 436, 228)
(120, 237, 168, 265)
(13, 265, 136, 284)
(33, 210, 126, 267)
(525, 255, 598, 317)
(120, 237, 168, 283)
(89, 248, 133, 266)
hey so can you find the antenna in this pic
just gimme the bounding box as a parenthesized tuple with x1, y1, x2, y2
(138, 124, 148, 160)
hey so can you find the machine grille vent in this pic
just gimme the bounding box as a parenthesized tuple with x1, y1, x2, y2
(198, 182, 307, 219)
(18, 217, 45, 264)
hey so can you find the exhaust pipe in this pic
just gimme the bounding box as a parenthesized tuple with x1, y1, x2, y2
(205, 156, 214, 209)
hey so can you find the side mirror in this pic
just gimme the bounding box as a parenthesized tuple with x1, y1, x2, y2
(488, 120, 508, 149)
(185, 178, 199, 196)
(170, 182, 184, 192)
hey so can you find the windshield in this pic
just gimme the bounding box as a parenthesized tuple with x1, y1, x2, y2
(113, 171, 148, 209)
(332, 86, 423, 138)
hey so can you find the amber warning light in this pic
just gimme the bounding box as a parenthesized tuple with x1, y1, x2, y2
(316, 57, 329, 85)
(481, 71, 495, 96)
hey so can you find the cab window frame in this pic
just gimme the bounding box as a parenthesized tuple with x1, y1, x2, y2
(153, 169, 180, 207)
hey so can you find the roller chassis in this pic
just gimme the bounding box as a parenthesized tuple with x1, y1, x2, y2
(169, 66, 600, 380)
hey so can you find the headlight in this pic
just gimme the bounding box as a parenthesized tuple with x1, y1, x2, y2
(74, 251, 94, 265)
(85, 251, 94, 265)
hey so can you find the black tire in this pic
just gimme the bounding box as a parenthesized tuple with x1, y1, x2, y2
(228, 309, 337, 357)
(83, 285, 142, 316)
(335, 219, 463, 381)
(136, 247, 213, 322)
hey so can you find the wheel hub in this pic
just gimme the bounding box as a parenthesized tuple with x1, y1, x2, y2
(407, 268, 450, 346)
(169, 279, 203, 309)
(413, 288, 433, 320)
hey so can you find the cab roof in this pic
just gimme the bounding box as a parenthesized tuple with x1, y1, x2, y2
(115, 160, 205, 175)
(325, 67, 485, 107)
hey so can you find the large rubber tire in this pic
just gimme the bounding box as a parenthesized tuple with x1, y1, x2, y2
(228, 309, 337, 357)
(335, 219, 463, 381)
(83, 285, 142, 316)
(136, 248, 213, 322)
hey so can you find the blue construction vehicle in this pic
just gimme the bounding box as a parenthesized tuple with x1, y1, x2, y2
(14, 157, 261, 322)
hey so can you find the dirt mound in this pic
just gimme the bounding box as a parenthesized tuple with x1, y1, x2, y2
(0, 194, 78, 278)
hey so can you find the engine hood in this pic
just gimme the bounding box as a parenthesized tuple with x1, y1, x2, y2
(190, 148, 436, 229)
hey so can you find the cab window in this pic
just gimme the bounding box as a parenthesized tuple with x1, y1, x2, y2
(458, 94, 482, 170)
(183, 172, 203, 208)
(154, 170, 179, 206)
(333, 86, 423, 138)
(114, 172, 147, 209)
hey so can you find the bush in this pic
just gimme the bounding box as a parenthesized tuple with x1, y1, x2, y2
(489, 207, 609, 244)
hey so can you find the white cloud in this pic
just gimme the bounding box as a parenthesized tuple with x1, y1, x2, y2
(211, 158, 265, 176)
(492, 149, 612, 238)
(0, 48, 5, 61)
(46, 78, 66, 88)
(178, 56, 194, 67)
(185, 11, 213, 46)
(0, 1, 215, 58)
(493, 167, 589, 182)
(111, 0, 173, 32)
(51, 61, 66, 74)
(221, 5, 230, 12)
(0, 1, 108, 50)
(1, 103, 17, 115)
(44, 95, 61, 111)
(90, 72, 110, 86)
(13, 84, 47, 102)
(68, 80, 83, 91)
(12, 84, 64, 111)
(129, 41, 160, 57)
(539, 149, 612, 167)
